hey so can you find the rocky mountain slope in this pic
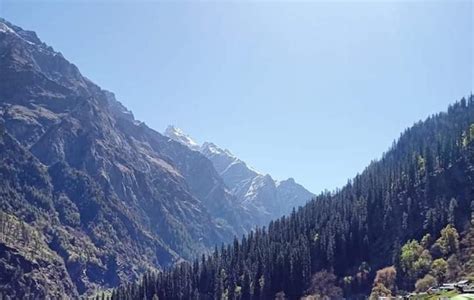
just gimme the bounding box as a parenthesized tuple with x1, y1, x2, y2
(115, 98, 474, 300)
(165, 126, 314, 226)
(0, 18, 250, 296)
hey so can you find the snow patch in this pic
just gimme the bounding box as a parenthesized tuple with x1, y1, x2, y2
(164, 125, 200, 151)
(0, 21, 36, 45)
(202, 142, 235, 158)
(0, 22, 15, 34)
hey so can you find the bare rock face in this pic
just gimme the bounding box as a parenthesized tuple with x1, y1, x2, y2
(0, 18, 248, 297)
(166, 130, 315, 227)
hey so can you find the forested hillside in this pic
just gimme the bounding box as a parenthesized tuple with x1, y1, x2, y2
(0, 18, 253, 296)
(110, 97, 473, 299)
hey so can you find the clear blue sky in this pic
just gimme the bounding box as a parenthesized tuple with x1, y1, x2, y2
(1, 1, 472, 193)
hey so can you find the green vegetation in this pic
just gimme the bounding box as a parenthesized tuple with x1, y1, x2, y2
(105, 98, 473, 299)
(368, 223, 474, 299)
(409, 290, 458, 300)
(1, 16, 473, 298)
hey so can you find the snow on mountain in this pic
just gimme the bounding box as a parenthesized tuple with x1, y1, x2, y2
(164, 126, 315, 225)
(165, 125, 200, 151)
(0, 18, 251, 295)
(0, 20, 36, 46)
(0, 22, 15, 34)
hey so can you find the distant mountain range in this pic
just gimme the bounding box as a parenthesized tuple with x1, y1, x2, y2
(5, 16, 470, 300)
(165, 126, 314, 226)
(117, 99, 474, 300)
(0, 18, 313, 297)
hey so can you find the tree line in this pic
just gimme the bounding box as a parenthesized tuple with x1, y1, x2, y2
(104, 97, 473, 299)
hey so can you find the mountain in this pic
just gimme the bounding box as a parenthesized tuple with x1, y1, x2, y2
(114, 98, 474, 299)
(0, 18, 252, 296)
(165, 126, 315, 226)
(164, 126, 200, 152)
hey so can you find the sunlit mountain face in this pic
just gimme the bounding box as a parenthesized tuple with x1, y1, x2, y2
(165, 125, 315, 227)
(0, 12, 472, 300)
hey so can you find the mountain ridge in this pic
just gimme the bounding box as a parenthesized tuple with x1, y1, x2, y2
(114, 97, 474, 299)
(0, 18, 253, 296)
(164, 125, 315, 226)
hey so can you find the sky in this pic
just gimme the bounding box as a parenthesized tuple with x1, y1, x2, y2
(1, 0, 472, 193)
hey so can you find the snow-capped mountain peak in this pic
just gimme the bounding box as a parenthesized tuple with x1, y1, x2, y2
(0, 18, 43, 46)
(201, 142, 235, 159)
(164, 125, 314, 225)
(164, 125, 200, 151)
(0, 22, 15, 34)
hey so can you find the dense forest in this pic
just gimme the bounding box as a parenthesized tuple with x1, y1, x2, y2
(107, 97, 473, 299)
